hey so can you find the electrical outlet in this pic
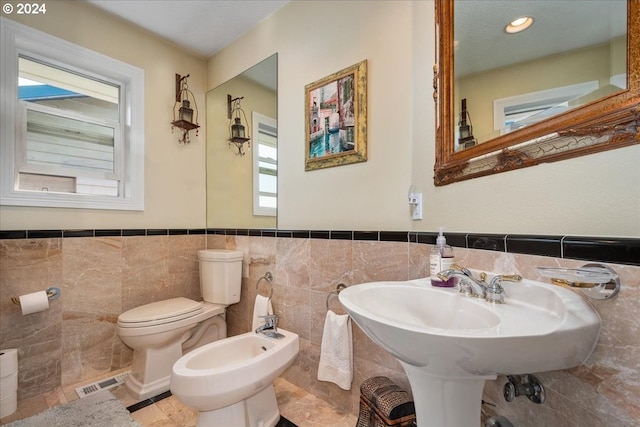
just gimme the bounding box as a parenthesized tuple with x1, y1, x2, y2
(410, 193, 422, 220)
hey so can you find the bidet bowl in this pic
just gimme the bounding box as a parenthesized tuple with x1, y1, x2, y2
(170, 328, 299, 411)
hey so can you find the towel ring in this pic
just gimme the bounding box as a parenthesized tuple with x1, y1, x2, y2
(256, 272, 273, 300)
(325, 283, 347, 311)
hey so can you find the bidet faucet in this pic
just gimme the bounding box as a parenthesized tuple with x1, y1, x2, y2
(255, 314, 279, 335)
(437, 267, 487, 299)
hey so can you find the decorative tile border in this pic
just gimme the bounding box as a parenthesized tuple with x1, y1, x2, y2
(0, 229, 207, 239)
(0, 228, 638, 266)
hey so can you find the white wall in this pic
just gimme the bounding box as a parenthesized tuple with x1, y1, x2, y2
(209, 0, 640, 237)
(0, 2, 207, 230)
(206, 76, 277, 228)
(3, 1, 638, 237)
(208, 1, 416, 231)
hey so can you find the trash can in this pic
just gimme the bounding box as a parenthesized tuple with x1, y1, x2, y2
(357, 376, 416, 427)
(0, 349, 18, 418)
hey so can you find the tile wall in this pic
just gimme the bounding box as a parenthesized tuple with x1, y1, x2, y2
(0, 232, 205, 396)
(0, 229, 638, 426)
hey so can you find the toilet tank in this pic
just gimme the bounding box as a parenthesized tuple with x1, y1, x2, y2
(198, 250, 243, 305)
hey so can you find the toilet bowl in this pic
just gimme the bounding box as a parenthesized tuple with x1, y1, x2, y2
(171, 328, 299, 427)
(117, 249, 243, 400)
(117, 298, 226, 400)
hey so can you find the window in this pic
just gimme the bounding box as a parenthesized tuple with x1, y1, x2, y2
(493, 81, 599, 136)
(252, 112, 277, 216)
(1, 18, 144, 210)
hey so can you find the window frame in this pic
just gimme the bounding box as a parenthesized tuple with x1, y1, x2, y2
(252, 112, 277, 217)
(17, 100, 122, 181)
(492, 81, 600, 137)
(0, 18, 144, 210)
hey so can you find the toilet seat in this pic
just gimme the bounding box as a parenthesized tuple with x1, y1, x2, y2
(118, 297, 203, 328)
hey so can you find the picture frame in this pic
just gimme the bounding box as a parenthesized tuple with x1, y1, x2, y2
(305, 60, 368, 171)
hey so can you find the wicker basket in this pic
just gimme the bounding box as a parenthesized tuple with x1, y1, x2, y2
(356, 377, 416, 427)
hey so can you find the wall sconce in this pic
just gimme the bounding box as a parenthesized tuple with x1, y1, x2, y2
(458, 98, 477, 149)
(227, 94, 251, 155)
(171, 74, 200, 144)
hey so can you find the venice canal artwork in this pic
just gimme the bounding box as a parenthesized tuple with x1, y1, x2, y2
(308, 72, 356, 158)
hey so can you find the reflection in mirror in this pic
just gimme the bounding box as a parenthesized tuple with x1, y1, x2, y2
(454, 1, 627, 150)
(206, 54, 277, 229)
(434, 0, 639, 186)
(18, 56, 120, 195)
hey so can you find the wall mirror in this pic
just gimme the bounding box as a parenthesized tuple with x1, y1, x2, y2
(434, 0, 639, 186)
(206, 54, 277, 228)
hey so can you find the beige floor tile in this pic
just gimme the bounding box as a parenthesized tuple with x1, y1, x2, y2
(130, 403, 173, 426)
(154, 396, 198, 427)
(111, 383, 142, 408)
(3, 372, 356, 427)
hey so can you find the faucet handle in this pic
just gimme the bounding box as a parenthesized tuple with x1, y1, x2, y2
(450, 264, 474, 277)
(486, 274, 522, 304)
(488, 274, 522, 287)
(259, 314, 278, 330)
(502, 274, 522, 283)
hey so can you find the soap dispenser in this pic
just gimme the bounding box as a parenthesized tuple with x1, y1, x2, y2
(430, 227, 455, 287)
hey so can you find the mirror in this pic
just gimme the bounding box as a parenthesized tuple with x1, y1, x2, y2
(206, 54, 277, 228)
(434, 0, 639, 186)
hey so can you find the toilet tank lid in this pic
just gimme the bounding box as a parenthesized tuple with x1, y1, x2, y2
(198, 249, 243, 261)
(119, 297, 202, 323)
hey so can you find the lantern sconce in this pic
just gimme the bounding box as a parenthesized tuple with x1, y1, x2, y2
(458, 98, 477, 149)
(227, 94, 251, 155)
(171, 74, 200, 144)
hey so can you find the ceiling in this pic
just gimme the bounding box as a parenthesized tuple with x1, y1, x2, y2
(85, 0, 290, 58)
(455, 1, 627, 77)
(83, 1, 627, 83)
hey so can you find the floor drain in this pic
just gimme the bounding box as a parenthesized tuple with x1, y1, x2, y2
(75, 371, 130, 398)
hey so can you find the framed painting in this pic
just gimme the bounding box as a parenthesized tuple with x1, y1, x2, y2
(305, 60, 367, 171)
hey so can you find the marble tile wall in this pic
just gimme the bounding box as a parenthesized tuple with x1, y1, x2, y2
(1, 233, 637, 426)
(0, 235, 205, 400)
(210, 234, 639, 427)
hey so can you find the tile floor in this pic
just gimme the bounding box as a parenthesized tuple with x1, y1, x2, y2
(0, 368, 358, 427)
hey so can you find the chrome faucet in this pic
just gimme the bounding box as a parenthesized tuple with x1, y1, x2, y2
(485, 274, 522, 304)
(438, 266, 523, 303)
(255, 314, 283, 338)
(437, 267, 487, 299)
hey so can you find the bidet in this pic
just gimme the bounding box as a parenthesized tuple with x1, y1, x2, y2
(171, 328, 299, 427)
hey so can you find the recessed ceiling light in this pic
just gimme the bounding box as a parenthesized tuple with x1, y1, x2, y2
(505, 16, 534, 34)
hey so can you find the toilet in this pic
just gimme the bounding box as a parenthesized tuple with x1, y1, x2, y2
(170, 328, 299, 427)
(116, 249, 243, 400)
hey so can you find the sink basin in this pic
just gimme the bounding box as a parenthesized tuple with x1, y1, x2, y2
(339, 276, 600, 427)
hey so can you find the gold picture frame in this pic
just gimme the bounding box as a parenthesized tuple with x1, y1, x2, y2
(305, 60, 368, 171)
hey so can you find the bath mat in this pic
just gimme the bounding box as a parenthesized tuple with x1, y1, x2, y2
(4, 390, 141, 427)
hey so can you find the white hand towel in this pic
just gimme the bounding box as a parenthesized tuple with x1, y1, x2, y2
(317, 310, 353, 390)
(252, 294, 274, 331)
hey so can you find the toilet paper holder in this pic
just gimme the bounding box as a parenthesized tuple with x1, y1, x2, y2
(11, 287, 61, 305)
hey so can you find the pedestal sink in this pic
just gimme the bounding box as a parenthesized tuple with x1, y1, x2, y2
(339, 276, 600, 427)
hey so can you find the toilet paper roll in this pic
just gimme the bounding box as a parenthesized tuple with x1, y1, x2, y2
(0, 349, 18, 377)
(0, 372, 17, 398)
(19, 290, 49, 315)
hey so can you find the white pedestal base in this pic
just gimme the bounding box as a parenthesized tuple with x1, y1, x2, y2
(124, 373, 171, 401)
(401, 362, 496, 427)
(125, 343, 183, 400)
(196, 385, 280, 427)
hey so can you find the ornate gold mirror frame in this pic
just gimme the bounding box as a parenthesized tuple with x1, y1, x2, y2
(434, 0, 639, 186)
